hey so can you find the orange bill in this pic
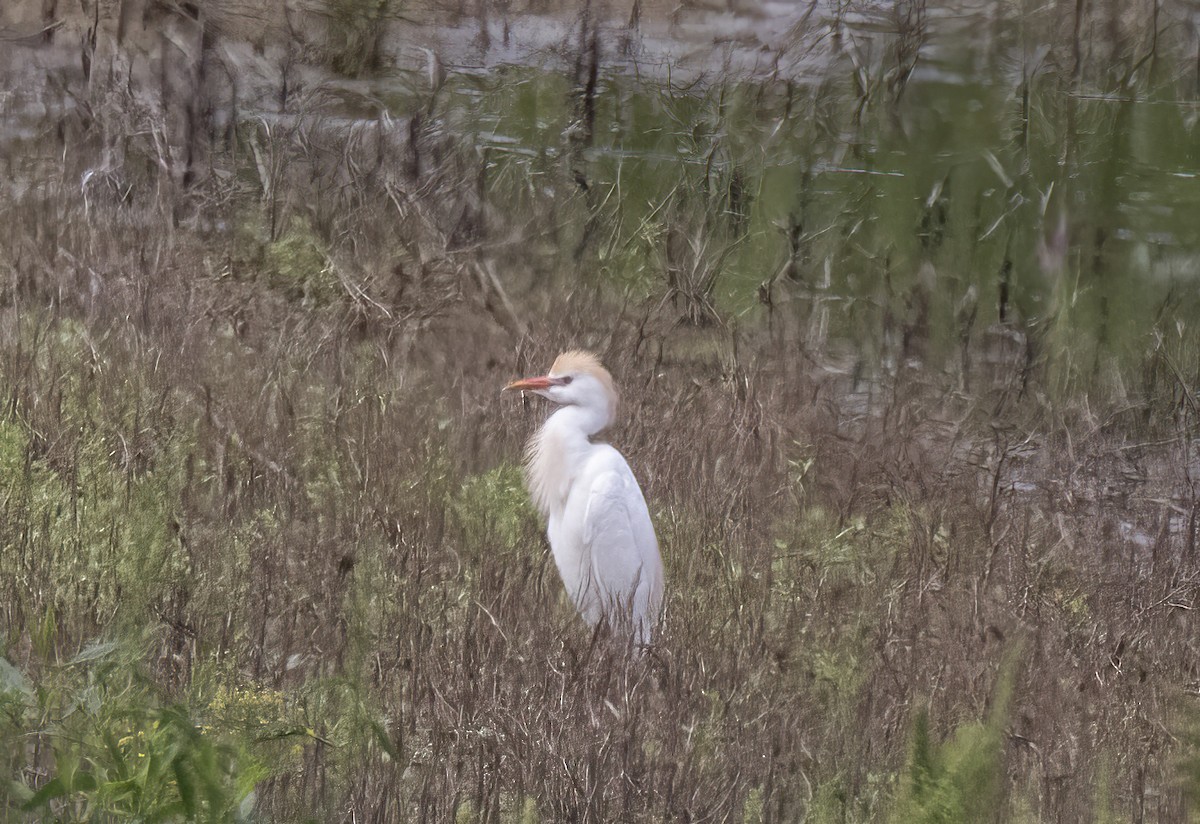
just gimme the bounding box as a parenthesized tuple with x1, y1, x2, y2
(504, 375, 561, 392)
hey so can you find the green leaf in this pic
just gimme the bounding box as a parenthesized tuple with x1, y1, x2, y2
(70, 640, 119, 664)
(142, 746, 165, 789)
(71, 771, 98, 793)
(22, 777, 67, 810)
(99, 777, 141, 806)
(174, 759, 199, 818)
(0, 657, 32, 698)
(370, 718, 400, 760)
(80, 684, 102, 716)
(235, 759, 270, 804)
(55, 751, 79, 795)
(102, 728, 130, 780)
(7, 779, 34, 804)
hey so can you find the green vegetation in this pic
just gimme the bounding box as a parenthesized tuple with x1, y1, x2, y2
(2, 641, 268, 821)
(890, 648, 1019, 824)
(265, 218, 338, 307)
(3, 0, 1199, 820)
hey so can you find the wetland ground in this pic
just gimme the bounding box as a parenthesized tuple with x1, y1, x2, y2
(2, 0, 1200, 820)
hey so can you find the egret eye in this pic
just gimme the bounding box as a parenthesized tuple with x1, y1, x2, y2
(560, 376, 574, 385)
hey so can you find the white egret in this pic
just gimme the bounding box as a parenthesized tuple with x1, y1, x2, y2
(504, 351, 664, 646)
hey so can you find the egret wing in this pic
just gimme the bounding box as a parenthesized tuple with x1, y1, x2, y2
(582, 467, 663, 641)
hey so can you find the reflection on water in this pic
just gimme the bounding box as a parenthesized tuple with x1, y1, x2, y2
(2, 3, 1196, 381)
(388, 7, 1200, 377)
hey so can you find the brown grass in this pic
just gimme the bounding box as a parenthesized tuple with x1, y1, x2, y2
(2, 1, 1199, 822)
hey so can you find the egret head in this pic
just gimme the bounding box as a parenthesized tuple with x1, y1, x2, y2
(504, 350, 618, 425)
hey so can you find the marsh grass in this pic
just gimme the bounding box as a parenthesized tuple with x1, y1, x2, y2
(3, 0, 1200, 820)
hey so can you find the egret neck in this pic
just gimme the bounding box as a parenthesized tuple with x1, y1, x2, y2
(526, 403, 611, 519)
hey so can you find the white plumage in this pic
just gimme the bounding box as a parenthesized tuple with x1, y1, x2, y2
(505, 351, 664, 646)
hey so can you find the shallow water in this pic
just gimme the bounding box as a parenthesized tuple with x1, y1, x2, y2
(385, 4, 1200, 373)
(3, 2, 1197, 377)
